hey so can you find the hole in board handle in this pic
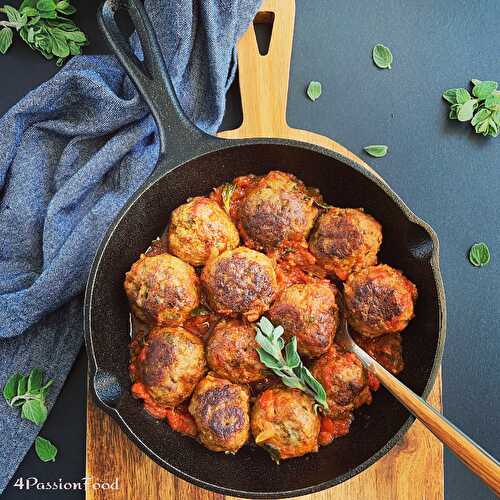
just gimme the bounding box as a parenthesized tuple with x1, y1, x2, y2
(253, 11, 275, 56)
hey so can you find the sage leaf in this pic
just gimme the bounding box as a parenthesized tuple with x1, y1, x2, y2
(363, 144, 388, 158)
(306, 81, 322, 101)
(472, 80, 497, 100)
(457, 99, 476, 122)
(255, 317, 328, 410)
(284, 337, 300, 369)
(469, 242, 490, 267)
(35, 436, 57, 462)
(372, 43, 393, 69)
(21, 399, 48, 425)
(0, 26, 13, 54)
(3, 373, 21, 404)
(256, 348, 282, 370)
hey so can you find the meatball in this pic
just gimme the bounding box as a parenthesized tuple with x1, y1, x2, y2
(206, 319, 266, 383)
(344, 264, 417, 337)
(251, 387, 320, 461)
(238, 170, 318, 250)
(188, 373, 250, 453)
(268, 282, 339, 358)
(352, 331, 404, 374)
(167, 197, 240, 266)
(201, 247, 278, 321)
(137, 326, 206, 407)
(309, 207, 382, 281)
(310, 345, 368, 418)
(124, 253, 199, 326)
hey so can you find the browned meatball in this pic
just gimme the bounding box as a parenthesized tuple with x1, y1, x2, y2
(344, 264, 417, 338)
(268, 282, 339, 358)
(309, 207, 382, 281)
(188, 373, 250, 453)
(238, 171, 318, 250)
(206, 319, 266, 383)
(137, 327, 206, 407)
(201, 247, 278, 321)
(167, 197, 240, 266)
(251, 387, 320, 461)
(124, 253, 199, 326)
(310, 345, 368, 418)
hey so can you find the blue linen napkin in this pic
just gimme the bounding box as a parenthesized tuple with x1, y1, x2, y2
(0, 0, 261, 491)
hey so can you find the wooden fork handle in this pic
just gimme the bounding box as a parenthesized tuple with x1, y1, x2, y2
(354, 347, 500, 496)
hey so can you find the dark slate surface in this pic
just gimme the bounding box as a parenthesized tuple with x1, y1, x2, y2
(1, 1, 498, 499)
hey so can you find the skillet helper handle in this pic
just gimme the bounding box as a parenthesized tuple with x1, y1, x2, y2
(355, 347, 500, 496)
(98, 0, 208, 155)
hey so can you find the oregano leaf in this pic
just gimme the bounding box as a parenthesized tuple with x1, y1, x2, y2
(372, 43, 393, 69)
(306, 81, 322, 101)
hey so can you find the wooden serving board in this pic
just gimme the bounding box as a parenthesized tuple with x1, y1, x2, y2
(86, 1, 444, 498)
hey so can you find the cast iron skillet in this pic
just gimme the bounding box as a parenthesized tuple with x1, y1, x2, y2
(84, 0, 446, 497)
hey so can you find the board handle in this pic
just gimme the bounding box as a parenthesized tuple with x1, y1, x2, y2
(219, 0, 383, 179)
(220, 0, 294, 138)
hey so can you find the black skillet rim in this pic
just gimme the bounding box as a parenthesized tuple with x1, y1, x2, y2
(84, 136, 446, 499)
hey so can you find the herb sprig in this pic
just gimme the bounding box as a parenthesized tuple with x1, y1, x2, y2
(255, 317, 328, 411)
(3, 368, 53, 425)
(443, 79, 499, 138)
(0, 0, 87, 65)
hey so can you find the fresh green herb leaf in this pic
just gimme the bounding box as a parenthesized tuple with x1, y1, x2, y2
(363, 144, 388, 158)
(442, 88, 460, 104)
(35, 436, 57, 462)
(469, 242, 490, 267)
(472, 80, 497, 100)
(255, 317, 328, 410)
(22, 399, 48, 425)
(36, 0, 56, 11)
(444, 80, 499, 138)
(0, 0, 86, 64)
(220, 183, 236, 215)
(457, 99, 477, 122)
(28, 368, 44, 393)
(306, 81, 322, 101)
(455, 88, 471, 105)
(17, 375, 28, 396)
(372, 43, 393, 69)
(484, 93, 500, 111)
(0, 26, 13, 53)
(3, 368, 53, 424)
(284, 337, 300, 369)
(3, 373, 21, 404)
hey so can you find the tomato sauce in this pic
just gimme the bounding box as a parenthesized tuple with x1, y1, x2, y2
(318, 415, 352, 446)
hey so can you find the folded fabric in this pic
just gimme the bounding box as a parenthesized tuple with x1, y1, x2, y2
(0, 0, 261, 491)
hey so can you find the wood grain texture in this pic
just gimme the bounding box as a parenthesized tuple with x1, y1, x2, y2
(86, 0, 444, 498)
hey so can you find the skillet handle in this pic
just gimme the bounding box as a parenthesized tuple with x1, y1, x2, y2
(98, 0, 214, 156)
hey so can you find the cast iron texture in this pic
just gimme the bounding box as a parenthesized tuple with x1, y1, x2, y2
(84, 0, 446, 497)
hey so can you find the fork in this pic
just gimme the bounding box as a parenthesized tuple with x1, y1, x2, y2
(335, 318, 500, 496)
